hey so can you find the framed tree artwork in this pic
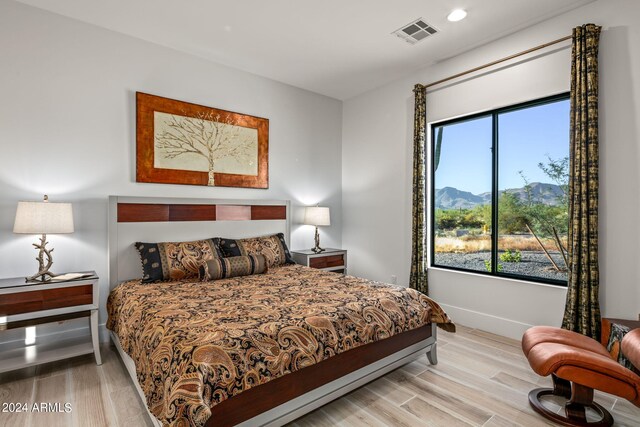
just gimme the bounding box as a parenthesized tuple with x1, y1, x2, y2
(136, 92, 269, 188)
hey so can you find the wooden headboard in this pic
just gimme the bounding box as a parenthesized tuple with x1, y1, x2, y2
(108, 196, 290, 289)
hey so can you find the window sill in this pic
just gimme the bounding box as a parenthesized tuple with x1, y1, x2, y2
(428, 266, 568, 290)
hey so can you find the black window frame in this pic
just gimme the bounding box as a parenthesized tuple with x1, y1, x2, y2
(429, 93, 570, 287)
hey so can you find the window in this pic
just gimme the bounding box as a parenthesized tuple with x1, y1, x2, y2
(431, 94, 569, 285)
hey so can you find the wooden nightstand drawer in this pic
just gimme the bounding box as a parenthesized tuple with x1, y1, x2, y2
(292, 249, 347, 274)
(309, 254, 344, 269)
(0, 284, 93, 315)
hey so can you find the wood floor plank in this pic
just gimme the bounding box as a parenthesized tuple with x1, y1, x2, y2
(448, 328, 523, 356)
(445, 331, 531, 365)
(400, 396, 473, 427)
(69, 358, 113, 427)
(610, 397, 640, 420)
(434, 345, 501, 378)
(375, 369, 494, 426)
(435, 336, 449, 346)
(454, 324, 477, 334)
(345, 387, 428, 427)
(605, 408, 640, 426)
(310, 396, 386, 427)
(590, 390, 617, 410)
(0, 366, 36, 383)
(119, 412, 155, 427)
(466, 329, 521, 348)
(286, 407, 336, 427)
(394, 369, 554, 426)
(101, 345, 134, 394)
(0, 377, 33, 427)
(398, 358, 430, 377)
(99, 344, 152, 426)
(423, 363, 544, 410)
(109, 385, 150, 426)
(34, 360, 70, 380)
(490, 371, 541, 395)
(364, 376, 416, 405)
(30, 374, 72, 427)
(441, 333, 537, 371)
(482, 414, 520, 427)
(2, 325, 639, 427)
(439, 340, 548, 385)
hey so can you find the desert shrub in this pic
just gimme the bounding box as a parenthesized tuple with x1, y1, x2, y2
(524, 203, 568, 238)
(461, 211, 483, 229)
(498, 192, 529, 234)
(519, 156, 569, 238)
(435, 209, 460, 230)
(435, 207, 487, 231)
(484, 259, 503, 272)
(500, 249, 522, 263)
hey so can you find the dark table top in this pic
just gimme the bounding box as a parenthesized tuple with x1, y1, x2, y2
(0, 271, 97, 290)
(291, 248, 345, 255)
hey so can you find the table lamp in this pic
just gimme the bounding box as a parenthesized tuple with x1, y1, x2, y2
(13, 195, 74, 282)
(304, 206, 330, 253)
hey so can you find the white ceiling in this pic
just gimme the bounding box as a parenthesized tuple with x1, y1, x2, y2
(15, 0, 595, 100)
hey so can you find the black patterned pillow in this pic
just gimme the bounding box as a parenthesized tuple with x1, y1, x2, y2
(214, 233, 294, 268)
(199, 254, 268, 281)
(135, 239, 222, 283)
(214, 237, 243, 258)
(606, 322, 636, 371)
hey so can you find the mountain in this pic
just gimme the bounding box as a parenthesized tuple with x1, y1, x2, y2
(503, 182, 565, 205)
(435, 182, 565, 209)
(435, 187, 486, 209)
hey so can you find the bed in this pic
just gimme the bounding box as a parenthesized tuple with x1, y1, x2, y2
(107, 196, 445, 427)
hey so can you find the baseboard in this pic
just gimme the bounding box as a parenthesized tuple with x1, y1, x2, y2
(441, 303, 533, 341)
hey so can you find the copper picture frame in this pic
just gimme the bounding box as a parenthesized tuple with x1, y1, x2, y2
(136, 92, 269, 189)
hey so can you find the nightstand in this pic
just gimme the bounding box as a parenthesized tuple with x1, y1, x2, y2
(0, 272, 101, 373)
(291, 248, 347, 274)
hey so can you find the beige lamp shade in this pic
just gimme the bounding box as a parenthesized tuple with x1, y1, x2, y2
(304, 206, 330, 226)
(13, 201, 74, 234)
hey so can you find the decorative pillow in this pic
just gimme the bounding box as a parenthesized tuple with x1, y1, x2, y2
(135, 239, 222, 283)
(214, 233, 295, 268)
(199, 254, 268, 281)
(606, 322, 636, 371)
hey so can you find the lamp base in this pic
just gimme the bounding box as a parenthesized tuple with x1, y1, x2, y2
(25, 234, 56, 282)
(311, 226, 325, 254)
(26, 271, 56, 283)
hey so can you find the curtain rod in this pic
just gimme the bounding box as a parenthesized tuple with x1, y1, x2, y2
(424, 35, 572, 90)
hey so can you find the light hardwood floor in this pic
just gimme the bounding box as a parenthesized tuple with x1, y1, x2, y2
(1, 326, 639, 426)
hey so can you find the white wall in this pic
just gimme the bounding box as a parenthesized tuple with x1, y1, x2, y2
(2, 0, 638, 347)
(0, 0, 342, 344)
(342, 0, 640, 339)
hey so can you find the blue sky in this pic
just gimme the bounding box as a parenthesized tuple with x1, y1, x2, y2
(434, 99, 569, 195)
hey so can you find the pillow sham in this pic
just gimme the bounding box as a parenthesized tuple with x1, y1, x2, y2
(214, 233, 295, 268)
(199, 254, 268, 281)
(135, 239, 222, 283)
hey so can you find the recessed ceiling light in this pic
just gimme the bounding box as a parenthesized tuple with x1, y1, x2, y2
(447, 9, 467, 22)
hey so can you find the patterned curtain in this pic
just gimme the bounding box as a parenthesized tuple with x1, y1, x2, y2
(561, 24, 602, 340)
(410, 84, 428, 294)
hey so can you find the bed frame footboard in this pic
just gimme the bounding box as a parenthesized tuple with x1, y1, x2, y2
(110, 323, 436, 427)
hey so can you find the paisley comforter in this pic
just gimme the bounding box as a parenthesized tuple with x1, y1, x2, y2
(107, 264, 444, 426)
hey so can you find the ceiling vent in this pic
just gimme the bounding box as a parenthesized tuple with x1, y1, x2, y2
(392, 18, 438, 45)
